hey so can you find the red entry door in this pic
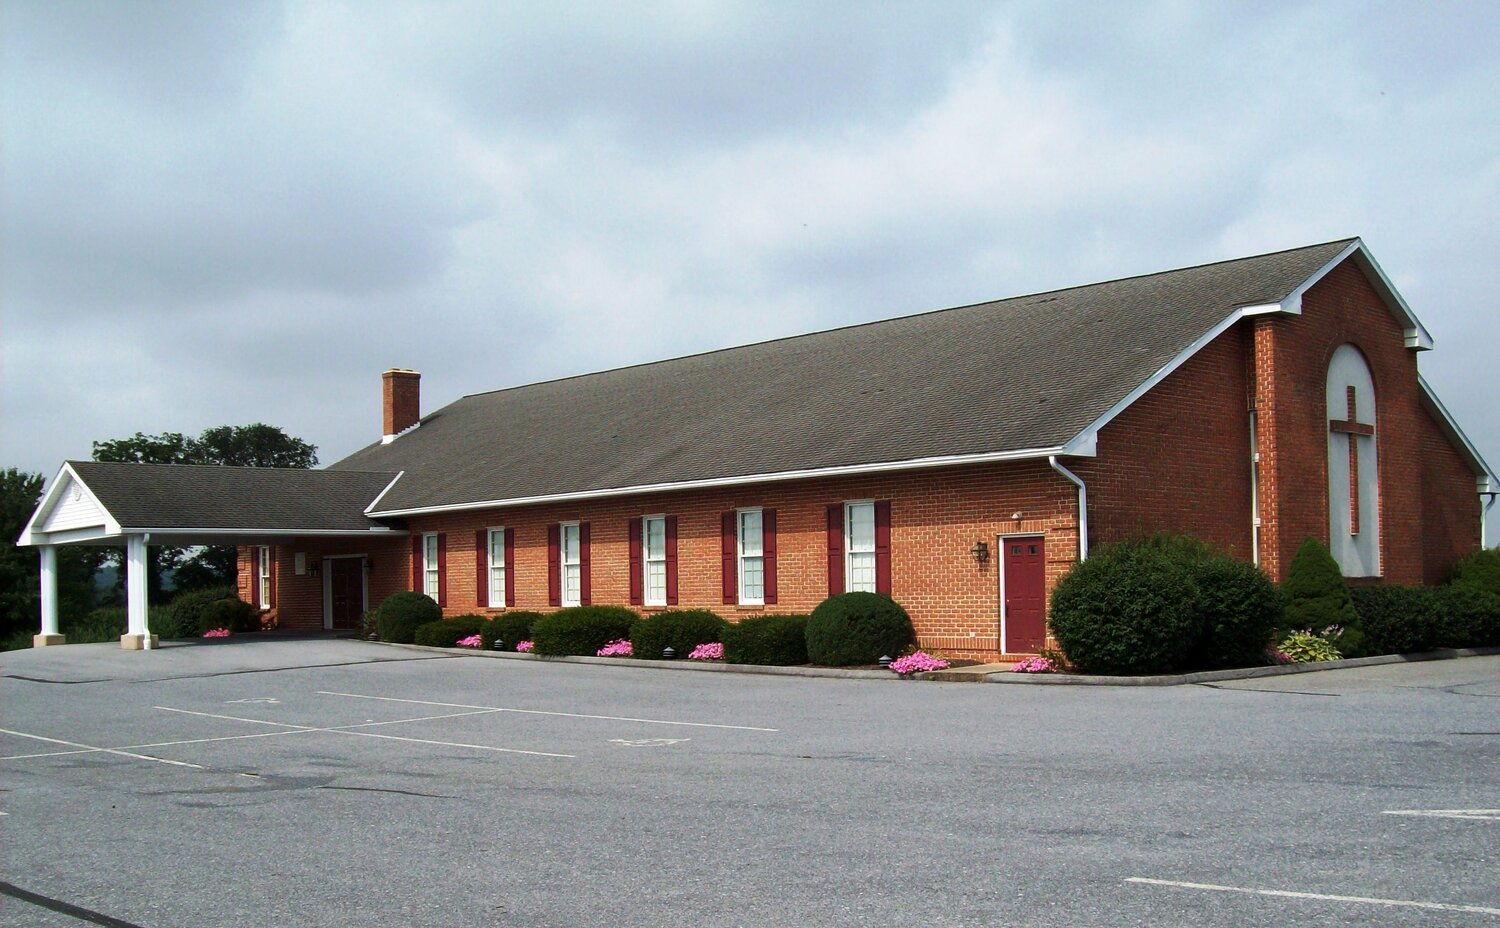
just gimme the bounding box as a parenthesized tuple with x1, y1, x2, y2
(329, 558, 365, 630)
(1004, 537, 1046, 653)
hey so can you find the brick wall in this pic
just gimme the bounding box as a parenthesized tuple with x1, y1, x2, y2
(1419, 408, 1483, 583)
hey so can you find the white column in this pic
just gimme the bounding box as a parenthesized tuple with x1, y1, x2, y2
(123, 534, 154, 650)
(34, 545, 64, 646)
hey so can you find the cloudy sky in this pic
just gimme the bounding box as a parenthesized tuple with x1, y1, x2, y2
(3, 1, 1496, 536)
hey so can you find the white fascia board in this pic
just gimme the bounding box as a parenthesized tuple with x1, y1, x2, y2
(1284, 239, 1433, 350)
(362, 471, 405, 515)
(121, 527, 407, 537)
(1418, 374, 1498, 489)
(366, 446, 1069, 518)
(1063, 307, 1248, 456)
(16, 463, 123, 546)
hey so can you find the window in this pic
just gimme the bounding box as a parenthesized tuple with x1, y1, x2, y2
(643, 516, 667, 606)
(561, 522, 581, 606)
(737, 509, 764, 604)
(487, 528, 506, 608)
(257, 546, 272, 607)
(845, 501, 876, 593)
(423, 533, 440, 600)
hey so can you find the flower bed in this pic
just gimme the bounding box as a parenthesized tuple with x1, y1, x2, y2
(596, 638, 633, 657)
(688, 642, 723, 661)
(888, 651, 949, 676)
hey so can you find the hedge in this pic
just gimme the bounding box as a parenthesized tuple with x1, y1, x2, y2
(722, 613, 809, 665)
(481, 611, 544, 651)
(199, 598, 259, 634)
(1350, 584, 1500, 655)
(629, 610, 728, 660)
(531, 606, 638, 656)
(376, 592, 442, 644)
(413, 615, 488, 647)
(805, 593, 915, 666)
(1450, 548, 1500, 596)
(160, 586, 238, 639)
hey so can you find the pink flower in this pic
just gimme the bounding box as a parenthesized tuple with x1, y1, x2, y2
(456, 634, 482, 648)
(515, 640, 534, 653)
(688, 642, 724, 661)
(888, 651, 949, 675)
(597, 638, 633, 657)
(1011, 656, 1056, 673)
(202, 628, 230, 638)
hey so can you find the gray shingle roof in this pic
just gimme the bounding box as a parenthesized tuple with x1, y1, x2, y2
(333, 238, 1359, 514)
(68, 462, 398, 531)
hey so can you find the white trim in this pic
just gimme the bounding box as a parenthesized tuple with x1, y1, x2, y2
(487, 527, 507, 608)
(364, 471, 405, 512)
(365, 447, 1069, 517)
(843, 500, 877, 594)
(735, 507, 765, 606)
(559, 521, 582, 607)
(17, 463, 122, 546)
(642, 515, 667, 607)
(380, 422, 421, 445)
(422, 533, 439, 601)
(996, 532, 1045, 655)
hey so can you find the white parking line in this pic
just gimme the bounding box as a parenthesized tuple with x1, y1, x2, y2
(318, 690, 780, 732)
(1384, 808, 1500, 821)
(0, 727, 206, 770)
(154, 706, 575, 758)
(1125, 877, 1500, 917)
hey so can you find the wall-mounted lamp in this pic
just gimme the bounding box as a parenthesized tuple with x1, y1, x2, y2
(308, 563, 321, 578)
(1011, 511, 1024, 521)
(970, 540, 990, 564)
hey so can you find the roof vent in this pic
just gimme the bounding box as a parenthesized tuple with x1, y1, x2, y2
(382, 369, 421, 444)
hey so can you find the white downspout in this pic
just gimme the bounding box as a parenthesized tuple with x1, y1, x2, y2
(1484, 492, 1497, 549)
(1049, 456, 1088, 561)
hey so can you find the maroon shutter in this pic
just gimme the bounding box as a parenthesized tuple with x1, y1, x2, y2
(503, 528, 516, 608)
(268, 547, 277, 608)
(579, 522, 592, 606)
(411, 536, 423, 592)
(436, 533, 448, 608)
(628, 517, 643, 605)
(665, 515, 678, 605)
(826, 504, 845, 595)
(874, 500, 892, 595)
(249, 548, 260, 608)
(721, 511, 737, 604)
(547, 524, 561, 606)
(475, 529, 488, 607)
(763, 509, 778, 605)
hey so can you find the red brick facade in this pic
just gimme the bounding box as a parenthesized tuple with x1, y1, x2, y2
(241, 256, 1484, 658)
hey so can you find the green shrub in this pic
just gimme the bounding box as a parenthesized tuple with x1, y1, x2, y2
(1352, 586, 1443, 655)
(630, 609, 728, 660)
(375, 592, 442, 643)
(413, 615, 488, 647)
(64, 607, 129, 643)
(1048, 541, 1200, 675)
(1186, 555, 1285, 670)
(160, 586, 237, 639)
(481, 611, 544, 651)
(805, 593, 915, 666)
(722, 614, 810, 665)
(199, 598, 259, 633)
(531, 606, 638, 656)
(1434, 586, 1500, 648)
(1276, 629, 1342, 663)
(1283, 537, 1363, 655)
(1450, 548, 1500, 596)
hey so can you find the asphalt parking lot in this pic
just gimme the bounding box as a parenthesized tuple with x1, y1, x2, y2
(2, 638, 1497, 928)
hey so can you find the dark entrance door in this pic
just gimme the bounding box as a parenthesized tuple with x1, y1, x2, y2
(1004, 537, 1046, 653)
(329, 558, 364, 630)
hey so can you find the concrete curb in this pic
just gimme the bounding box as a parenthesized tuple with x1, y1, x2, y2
(358, 639, 1500, 686)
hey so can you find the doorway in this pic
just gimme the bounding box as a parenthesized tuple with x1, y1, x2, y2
(325, 557, 366, 630)
(1002, 536, 1046, 653)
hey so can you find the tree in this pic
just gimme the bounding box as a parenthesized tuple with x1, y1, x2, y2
(92, 424, 319, 596)
(1, 468, 96, 644)
(1283, 537, 1363, 656)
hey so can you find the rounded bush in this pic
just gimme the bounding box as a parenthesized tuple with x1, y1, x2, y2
(413, 615, 488, 648)
(199, 597, 258, 634)
(161, 586, 237, 639)
(1048, 542, 1200, 675)
(1433, 586, 1500, 648)
(1283, 537, 1363, 655)
(805, 593, 915, 666)
(481, 611, 544, 651)
(629, 610, 728, 660)
(1351, 586, 1443, 655)
(1186, 556, 1285, 670)
(722, 614, 810, 666)
(375, 592, 442, 644)
(1450, 548, 1500, 596)
(531, 606, 638, 656)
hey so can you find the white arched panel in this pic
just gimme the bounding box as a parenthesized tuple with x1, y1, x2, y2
(1326, 344, 1380, 577)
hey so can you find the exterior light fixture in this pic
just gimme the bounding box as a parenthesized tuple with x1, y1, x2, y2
(662, 646, 676, 660)
(492, 638, 505, 651)
(971, 540, 990, 564)
(879, 655, 893, 669)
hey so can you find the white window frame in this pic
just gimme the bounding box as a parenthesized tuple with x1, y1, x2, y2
(423, 532, 439, 601)
(257, 546, 272, 607)
(643, 515, 667, 607)
(487, 527, 506, 608)
(560, 521, 581, 607)
(845, 500, 876, 594)
(737, 507, 765, 606)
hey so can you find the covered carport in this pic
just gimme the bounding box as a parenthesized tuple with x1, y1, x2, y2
(16, 462, 403, 648)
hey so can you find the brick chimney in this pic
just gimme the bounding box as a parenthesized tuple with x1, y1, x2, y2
(382, 369, 421, 443)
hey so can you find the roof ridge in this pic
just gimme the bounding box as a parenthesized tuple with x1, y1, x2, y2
(458, 237, 1360, 402)
(69, 460, 398, 475)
